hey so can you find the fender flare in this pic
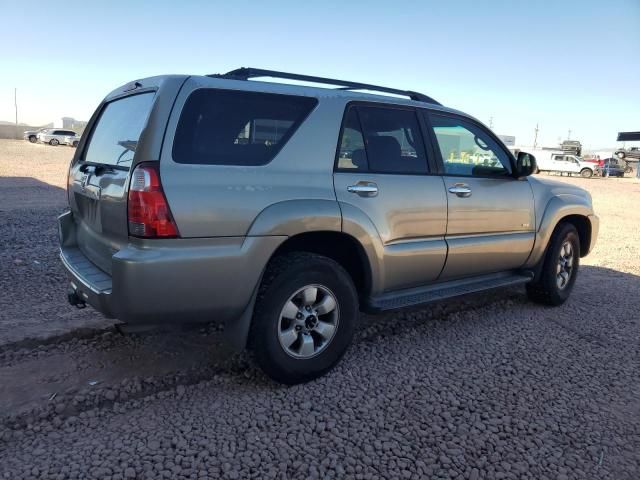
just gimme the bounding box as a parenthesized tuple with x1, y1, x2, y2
(246, 199, 341, 236)
(524, 194, 594, 268)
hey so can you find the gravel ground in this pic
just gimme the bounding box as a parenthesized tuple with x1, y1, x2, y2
(1, 139, 639, 479)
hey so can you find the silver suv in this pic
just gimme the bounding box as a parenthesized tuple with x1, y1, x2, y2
(59, 68, 599, 384)
(38, 128, 78, 146)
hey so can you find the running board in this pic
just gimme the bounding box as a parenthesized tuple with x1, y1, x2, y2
(366, 271, 534, 312)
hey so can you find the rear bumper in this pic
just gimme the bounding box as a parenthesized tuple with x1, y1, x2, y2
(61, 247, 116, 318)
(58, 211, 284, 325)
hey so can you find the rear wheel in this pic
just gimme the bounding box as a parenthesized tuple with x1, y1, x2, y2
(72, 141, 79, 148)
(527, 223, 580, 306)
(580, 168, 592, 178)
(250, 252, 358, 384)
(49, 139, 59, 146)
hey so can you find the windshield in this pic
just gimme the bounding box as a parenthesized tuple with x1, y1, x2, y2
(83, 92, 155, 167)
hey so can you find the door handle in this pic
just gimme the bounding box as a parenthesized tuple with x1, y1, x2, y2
(448, 183, 472, 198)
(347, 182, 378, 197)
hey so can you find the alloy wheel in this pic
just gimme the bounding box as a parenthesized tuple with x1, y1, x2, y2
(556, 241, 574, 290)
(277, 284, 339, 359)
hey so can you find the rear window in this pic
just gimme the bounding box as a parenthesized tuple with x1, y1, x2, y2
(172, 89, 317, 166)
(83, 92, 155, 167)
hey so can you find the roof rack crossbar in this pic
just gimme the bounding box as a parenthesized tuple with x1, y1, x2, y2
(208, 68, 440, 105)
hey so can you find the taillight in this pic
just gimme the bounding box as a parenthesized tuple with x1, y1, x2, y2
(127, 163, 179, 238)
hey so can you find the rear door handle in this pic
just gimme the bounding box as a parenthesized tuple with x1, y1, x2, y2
(347, 182, 378, 197)
(448, 183, 472, 198)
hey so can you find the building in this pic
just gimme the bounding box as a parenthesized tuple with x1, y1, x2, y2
(53, 117, 88, 132)
(497, 135, 516, 147)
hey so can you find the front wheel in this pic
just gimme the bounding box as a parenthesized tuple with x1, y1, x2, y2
(580, 168, 593, 178)
(28, 135, 37, 143)
(527, 223, 580, 306)
(250, 252, 358, 384)
(49, 139, 59, 146)
(616, 151, 625, 159)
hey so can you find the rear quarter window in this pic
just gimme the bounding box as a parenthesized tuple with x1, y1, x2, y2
(172, 89, 318, 166)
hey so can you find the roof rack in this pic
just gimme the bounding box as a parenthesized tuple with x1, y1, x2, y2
(208, 68, 441, 105)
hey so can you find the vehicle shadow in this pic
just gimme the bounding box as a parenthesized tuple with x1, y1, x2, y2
(2, 260, 638, 423)
(354, 264, 640, 350)
(0, 176, 67, 211)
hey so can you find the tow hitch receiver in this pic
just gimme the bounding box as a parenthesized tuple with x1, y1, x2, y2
(67, 287, 87, 309)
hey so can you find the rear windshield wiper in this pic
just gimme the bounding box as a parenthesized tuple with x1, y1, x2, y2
(116, 140, 138, 165)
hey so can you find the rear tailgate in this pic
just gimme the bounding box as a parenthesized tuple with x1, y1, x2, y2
(66, 76, 187, 274)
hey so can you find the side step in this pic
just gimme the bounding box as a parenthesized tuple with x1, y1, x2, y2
(366, 271, 534, 312)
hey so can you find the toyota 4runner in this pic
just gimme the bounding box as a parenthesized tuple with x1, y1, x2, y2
(59, 68, 599, 384)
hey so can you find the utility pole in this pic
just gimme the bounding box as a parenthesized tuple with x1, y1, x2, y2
(14, 88, 18, 139)
(488, 116, 494, 129)
(533, 123, 539, 149)
(567, 129, 571, 140)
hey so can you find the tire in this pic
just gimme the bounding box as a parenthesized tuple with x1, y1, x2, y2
(616, 151, 625, 159)
(526, 223, 580, 306)
(72, 141, 79, 148)
(28, 135, 37, 143)
(49, 139, 59, 146)
(249, 252, 358, 385)
(580, 168, 593, 178)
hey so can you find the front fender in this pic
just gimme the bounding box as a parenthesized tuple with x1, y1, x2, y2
(524, 194, 596, 268)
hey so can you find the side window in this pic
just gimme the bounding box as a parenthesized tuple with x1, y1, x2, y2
(173, 89, 318, 166)
(358, 106, 428, 174)
(429, 115, 512, 177)
(337, 107, 367, 170)
(553, 155, 564, 162)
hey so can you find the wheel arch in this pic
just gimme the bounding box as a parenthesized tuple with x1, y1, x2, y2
(270, 231, 373, 300)
(525, 195, 597, 267)
(560, 214, 592, 257)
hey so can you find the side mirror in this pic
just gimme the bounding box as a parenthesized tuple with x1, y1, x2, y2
(514, 151, 536, 178)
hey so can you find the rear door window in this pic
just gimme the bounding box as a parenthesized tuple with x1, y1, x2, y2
(172, 89, 317, 166)
(337, 107, 368, 171)
(336, 105, 428, 174)
(83, 92, 155, 168)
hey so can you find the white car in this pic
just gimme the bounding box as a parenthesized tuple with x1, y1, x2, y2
(37, 129, 78, 146)
(63, 135, 81, 148)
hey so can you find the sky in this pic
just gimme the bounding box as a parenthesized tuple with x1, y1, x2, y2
(1, 0, 639, 149)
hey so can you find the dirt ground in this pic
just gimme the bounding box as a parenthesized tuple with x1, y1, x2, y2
(1, 139, 639, 479)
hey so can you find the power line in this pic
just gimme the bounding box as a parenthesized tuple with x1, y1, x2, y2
(14, 88, 18, 138)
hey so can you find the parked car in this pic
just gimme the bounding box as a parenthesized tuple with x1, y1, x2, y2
(63, 134, 81, 147)
(59, 69, 599, 384)
(580, 155, 603, 168)
(615, 147, 640, 161)
(596, 158, 626, 177)
(561, 140, 582, 156)
(521, 150, 596, 177)
(37, 128, 78, 146)
(23, 128, 47, 143)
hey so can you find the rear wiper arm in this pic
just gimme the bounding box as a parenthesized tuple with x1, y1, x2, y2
(116, 140, 138, 164)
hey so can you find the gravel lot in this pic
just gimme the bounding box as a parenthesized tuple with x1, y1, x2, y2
(1, 139, 639, 479)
